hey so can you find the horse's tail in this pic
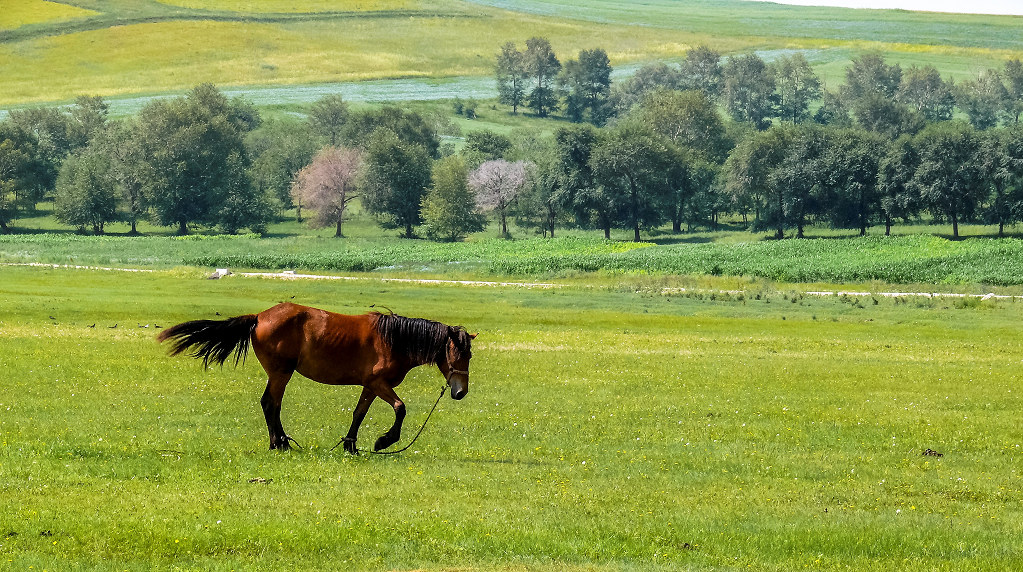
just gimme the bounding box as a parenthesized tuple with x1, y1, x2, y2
(157, 315, 258, 369)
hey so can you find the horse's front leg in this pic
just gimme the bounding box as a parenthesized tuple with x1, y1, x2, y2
(341, 386, 375, 454)
(373, 384, 406, 452)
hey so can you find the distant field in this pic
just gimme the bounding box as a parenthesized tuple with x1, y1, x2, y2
(0, 0, 94, 31)
(1, 0, 1021, 107)
(155, 0, 416, 11)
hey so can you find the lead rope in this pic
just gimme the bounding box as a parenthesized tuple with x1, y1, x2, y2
(368, 381, 449, 456)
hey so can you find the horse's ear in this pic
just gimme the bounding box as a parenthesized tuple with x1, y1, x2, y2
(470, 332, 478, 339)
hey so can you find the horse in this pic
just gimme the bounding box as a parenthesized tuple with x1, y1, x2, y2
(157, 303, 474, 454)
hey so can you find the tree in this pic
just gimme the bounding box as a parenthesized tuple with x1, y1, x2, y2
(0, 127, 35, 233)
(877, 134, 922, 235)
(772, 125, 830, 238)
(823, 128, 884, 236)
(362, 130, 433, 238)
(956, 69, 1010, 130)
(591, 122, 673, 241)
(69, 95, 109, 148)
(137, 83, 266, 234)
(291, 147, 362, 237)
(911, 121, 986, 239)
(633, 89, 730, 162)
(54, 143, 119, 234)
(812, 90, 853, 127)
(773, 53, 822, 124)
(842, 52, 902, 102)
(979, 126, 1023, 236)
(308, 94, 349, 146)
(97, 120, 150, 235)
(678, 45, 723, 98)
(1005, 59, 1023, 124)
(724, 125, 795, 236)
(421, 155, 486, 241)
(496, 41, 529, 115)
(608, 62, 682, 116)
(248, 117, 318, 219)
(898, 65, 955, 122)
(722, 53, 776, 130)
(462, 129, 512, 169)
(841, 53, 920, 138)
(339, 105, 440, 158)
(469, 159, 529, 236)
(525, 37, 561, 118)
(560, 48, 612, 125)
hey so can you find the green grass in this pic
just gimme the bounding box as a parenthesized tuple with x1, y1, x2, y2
(1, 0, 1021, 108)
(2, 265, 1022, 570)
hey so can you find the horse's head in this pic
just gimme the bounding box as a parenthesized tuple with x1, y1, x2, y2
(444, 327, 476, 400)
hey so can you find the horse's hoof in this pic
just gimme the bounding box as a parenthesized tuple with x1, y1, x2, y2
(374, 433, 399, 452)
(343, 437, 359, 455)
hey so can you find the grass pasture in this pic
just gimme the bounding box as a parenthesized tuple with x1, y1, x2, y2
(1, 266, 1022, 570)
(1, 0, 1021, 108)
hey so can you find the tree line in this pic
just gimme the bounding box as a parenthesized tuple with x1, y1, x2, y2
(2, 43, 1023, 240)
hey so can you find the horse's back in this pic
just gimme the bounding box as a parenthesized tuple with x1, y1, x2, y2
(251, 303, 383, 385)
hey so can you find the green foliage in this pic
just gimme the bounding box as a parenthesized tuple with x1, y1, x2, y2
(53, 144, 119, 234)
(421, 155, 486, 241)
(361, 130, 433, 237)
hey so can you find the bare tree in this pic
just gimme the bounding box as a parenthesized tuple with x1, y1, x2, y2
(469, 159, 529, 236)
(291, 147, 362, 237)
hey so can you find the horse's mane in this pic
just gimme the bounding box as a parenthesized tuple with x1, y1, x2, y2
(372, 312, 470, 365)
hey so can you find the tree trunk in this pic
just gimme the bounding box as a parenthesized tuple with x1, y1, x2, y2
(130, 218, 138, 235)
(501, 211, 508, 236)
(335, 217, 343, 238)
(178, 220, 188, 235)
(952, 214, 959, 240)
(885, 214, 892, 236)
(405, 223, 414, 238)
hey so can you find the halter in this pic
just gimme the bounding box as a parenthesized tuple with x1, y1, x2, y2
(446, 368, 470, 382)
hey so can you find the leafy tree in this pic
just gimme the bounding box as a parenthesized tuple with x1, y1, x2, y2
(291, 147, 363, 237)
(560, 48, 612, 125)
(608, 62, 682, 115)
(773, 53, 822, 124)
(462, 129, 512, 169)
(678, 45, 723, 98)
(591, 122, 673, 241)
(633, 89, 730, 162)
(248, 117, 318, 219)
(851, 94, 925, 139)
(496, 41, 529, 115)
(812, 90, 853, 127)
(877, 134, 922, 235)
(898, 65, 955, 122)
(956, 69, 1010, 130)
(772, 125, 831, 238)
(1005, 59, 1023, 124)
(0, 126, 36, 233)
(823, 128, 884, 236)
(525, 37, 561, 118)
(722, 53, 776, 130)
(724, 125, 795, 236)
(911, 121, 986, 239)
(54, 143, 119, 234)
(137, 83, 265, 234)
(361, 130, 433, 238)
(5, 107, 74, 205)
(421, 155, 486, 241)
(842, 52, 902, 102)
(979, 125, 1023, 236)
(469, 159, 529, 236)
(340, 105, 440, 158)
(308, 94, 349, 146)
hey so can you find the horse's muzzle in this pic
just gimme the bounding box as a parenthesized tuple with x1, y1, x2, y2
(450, 377, 468, 400)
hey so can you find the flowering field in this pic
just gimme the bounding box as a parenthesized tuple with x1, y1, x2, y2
(1, 265, 1021, 570)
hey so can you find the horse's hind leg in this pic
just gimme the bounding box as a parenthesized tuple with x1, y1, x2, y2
(260, 372, 295, 450)
(372, 384, 406, 452)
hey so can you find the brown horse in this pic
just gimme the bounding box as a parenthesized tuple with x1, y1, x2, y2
(157, 303, 474, 454)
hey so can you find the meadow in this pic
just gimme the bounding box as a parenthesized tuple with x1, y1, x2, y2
(1, 264, 1021, 570)
(2, 0, 1022, 108)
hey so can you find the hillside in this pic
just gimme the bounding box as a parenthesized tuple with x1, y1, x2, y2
(1, 0, 1021, 108)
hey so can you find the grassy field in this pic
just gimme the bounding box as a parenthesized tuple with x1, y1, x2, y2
(1, 265, 1021, 570)
(1, 0, 1021, 108)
